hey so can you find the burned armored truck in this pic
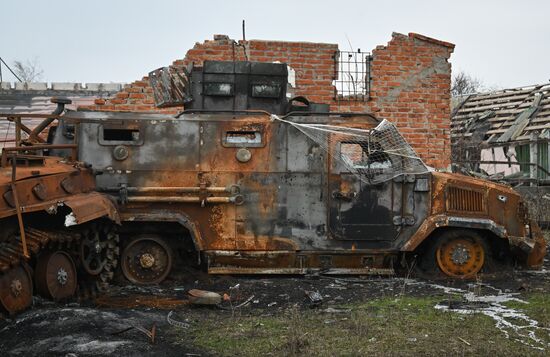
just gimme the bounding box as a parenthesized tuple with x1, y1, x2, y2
(0, 61, 546, 314)
(51, 61, 546, 281)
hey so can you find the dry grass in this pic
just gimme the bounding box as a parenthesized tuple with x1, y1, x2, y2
(170, 295, 550, 356)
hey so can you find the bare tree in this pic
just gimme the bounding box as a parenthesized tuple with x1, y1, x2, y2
(451, 71, 482, 97)
(12, 58, 44, 82)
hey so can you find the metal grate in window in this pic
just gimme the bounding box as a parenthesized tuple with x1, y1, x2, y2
(333, 50, 371, 101)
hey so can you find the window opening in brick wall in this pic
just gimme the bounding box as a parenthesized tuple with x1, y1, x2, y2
(333, 50, 371, 101)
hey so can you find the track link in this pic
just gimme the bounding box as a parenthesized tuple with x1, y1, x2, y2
(0, 228, 80, 274)
(0, 225, 119, 314)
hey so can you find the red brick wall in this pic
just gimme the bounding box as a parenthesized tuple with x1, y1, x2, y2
(80, 32, 454, 168)
(368, 33, 454, 168)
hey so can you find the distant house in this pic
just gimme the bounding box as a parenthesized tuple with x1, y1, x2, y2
(451, 84, 550, 184)
(0, 82, 123, 145)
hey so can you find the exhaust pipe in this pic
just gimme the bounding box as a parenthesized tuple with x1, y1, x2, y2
(29, 97, 72, 141)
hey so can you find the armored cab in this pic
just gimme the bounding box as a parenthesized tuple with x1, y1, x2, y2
(46, 60, 545, 285)
(186, 61, 289, 114)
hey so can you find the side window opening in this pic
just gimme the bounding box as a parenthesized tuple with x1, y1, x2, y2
(204, 82, 234, 96)
(340, 142, 392, 171)
(99, 126, 143, 146)
(103, 128, 140, 141)
(223, 130, 264, 148)
(250, 83, 281, 98)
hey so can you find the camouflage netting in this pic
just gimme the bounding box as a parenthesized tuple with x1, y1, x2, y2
(272, 116, 430, 184)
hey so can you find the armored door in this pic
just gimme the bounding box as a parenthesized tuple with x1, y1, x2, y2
(328, 139, 402, 242)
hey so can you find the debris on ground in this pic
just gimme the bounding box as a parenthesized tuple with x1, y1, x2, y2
(95, 295, 188, 309)
(167, 311, 190, 329)
(305, 290, 323, 307)
(0, 256, 548, 356)
(234, 295, 255, 308)
(323, 307, 351, 314)
(111, 323, 156, 344)
(188, 289, 222, 305)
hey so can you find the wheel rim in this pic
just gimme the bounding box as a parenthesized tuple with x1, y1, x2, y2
(0, 265, 33, 315)
(35, 251, 77, 301)
(436, 237, 485, 278)
(121, 237, 172, 285)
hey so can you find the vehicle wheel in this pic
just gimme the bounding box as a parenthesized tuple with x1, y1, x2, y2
(420, 230, 489, 279)
(0, 264, 33, 315)
(121, 236, 173, 285)
(35, 251, 77, 301)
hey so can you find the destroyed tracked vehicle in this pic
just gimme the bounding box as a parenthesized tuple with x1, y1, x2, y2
(0, 61, 546, 315)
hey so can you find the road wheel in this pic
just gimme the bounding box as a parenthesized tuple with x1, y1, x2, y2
(121, 236, 173, 285)
(420, 230, 489, 279)
(0, 264, 33, 315)
(35, 251, 77, 301)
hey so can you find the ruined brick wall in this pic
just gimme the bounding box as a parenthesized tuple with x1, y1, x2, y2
(80, 33, 454, 168)
(368, 33, 454, 169)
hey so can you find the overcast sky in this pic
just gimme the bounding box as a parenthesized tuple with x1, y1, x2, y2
(1, 0, 548, 89)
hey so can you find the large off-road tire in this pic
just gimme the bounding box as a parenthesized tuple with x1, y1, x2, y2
(417, 229, 492, 279)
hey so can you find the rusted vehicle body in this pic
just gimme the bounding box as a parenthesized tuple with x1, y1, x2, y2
(0, 61, 546, 314)
(64, 108, 545, 281)
(0, 101, 120, 315)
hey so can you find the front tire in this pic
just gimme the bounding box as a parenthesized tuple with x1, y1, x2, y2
(418, 230, 490, 279)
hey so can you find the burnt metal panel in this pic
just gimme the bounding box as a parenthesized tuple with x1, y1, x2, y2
(234, 173, 326, 250)
(186, 61, 288, 114)
(78, 119, 200, 175)
(286, 125, 325, 173)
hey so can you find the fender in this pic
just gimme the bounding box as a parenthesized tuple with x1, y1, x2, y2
(401, 214, 507, 252)
(118, 210, 204, 251)
(63, 192, 120, 225)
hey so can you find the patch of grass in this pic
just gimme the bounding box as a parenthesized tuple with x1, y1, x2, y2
(170, 296, 549, 356)
(505, 293, 550, 328)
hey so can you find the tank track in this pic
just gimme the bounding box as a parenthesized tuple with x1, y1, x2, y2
(0, 228, 77, 274)
(0, 225, 119, 313)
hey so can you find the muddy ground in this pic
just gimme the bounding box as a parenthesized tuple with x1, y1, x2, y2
(1, 253, 549, 356)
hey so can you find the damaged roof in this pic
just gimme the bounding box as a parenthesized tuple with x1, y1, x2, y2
(451, 83, 550, 143)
